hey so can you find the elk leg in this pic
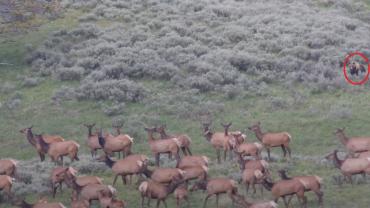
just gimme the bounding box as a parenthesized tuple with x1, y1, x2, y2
(175, 152, 181, 165)
(155, 153, 160, 167)
(252, 182, 257, 194)
(203, 194, 212, 208)
(314, 189, 324, 207)
(141, 195, 145, 208)
(187, 147, 192, 155)
(260, 184, 263, 196)
(282, 196, 289, 208)
(181, 147, 187, 156)
(286, 145, 292, 158)
(287, 194, 294, 207)
(59, 181, 63, 192)
(90, 150, 94, 158)
(216, 149, 221, 164)
(156, 199, 161, 208)
(281, 145, 287, 158)
(245, 183, 249, 195)
(176, 198, 180, 208)
(266, 148, 271, 161)
(163, 199, 168, 208)
(122, 175, 127, 185)
(113, 174, 119, 186)
(52, 185, 57, 198)
(216, 194, 219, 208)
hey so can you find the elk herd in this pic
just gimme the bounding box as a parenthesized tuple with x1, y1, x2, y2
(1, 120, 370, 208)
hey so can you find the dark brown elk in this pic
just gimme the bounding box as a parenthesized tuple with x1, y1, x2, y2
(190, 178, 238, 208)
(231, 194, 278, 208)
(0, 159, 18, 177)
(0, 175, 13, 200)
(334, 128, 370, 155)
(100, 154, 148, 185)
(248, 122, 292, 160)
(155, 124, 192, 156)
(98, 130, 133, 159)
(142, 167, 185, 184)
(349, 61, 366, 76)
(176, 155, 209, 169)
(278, 169, 323, 207)
(13, 199, 67, 208)
(138, 176, 184, 208)
(325, 149, 370, 184)
(34, 134, 80, 164)
(262, 177, 308, 208)
(144, 127, 181, 166)
(202, 122, 234, 163)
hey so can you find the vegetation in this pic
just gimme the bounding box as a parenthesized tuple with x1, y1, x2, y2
(1, 0, 370, 207)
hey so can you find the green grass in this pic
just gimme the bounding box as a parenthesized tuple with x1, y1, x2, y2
(2, 6, 370, 208)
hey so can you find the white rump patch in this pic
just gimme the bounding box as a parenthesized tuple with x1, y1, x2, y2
(254, 142, 263, 150)
(139, 181, 148, 192)
(202, 156, 209, 164)
(260, 160, 269, 169)
(173, 138, 181, 147)
(201, 165, 209, 173)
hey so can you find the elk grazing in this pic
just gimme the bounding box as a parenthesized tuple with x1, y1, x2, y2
(144, 127, 181, 166)
(142, 167, 185, 184)
(0, 159, 18, 177)
(278, 169, 323, 207)
(349, 61, 366, 76)
(181, 165, 208, 183)
(242, 169, 266, 195)
(155, 124, 192, 156)
(13, 199, 67, 208)
(190, 178, 238, 208)
(231, 194, 278, 208)
(0, 175, 13, 200)
(98, 129, 133, 159)
(138, 176, 184, 208)
(325, 149, 370, 184)
(261, 177, 308, 208)
(176, 155, 209, 169)
(202, 122, 234, 163)
(98, 189, 127, 208)
(248, 122, 292, 160)
(334, 128, 370, 155)
(34, 134, 80, 164)
(100, 154, 148, 185)
(174, 183, 189, 208)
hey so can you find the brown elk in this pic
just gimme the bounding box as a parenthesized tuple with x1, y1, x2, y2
(174, 183, 189, 208)
(202, 122, 234, 163)
(142, 167, 185, 184)
(248, 122, 292, 160)
(13, 199, 67, 208)
(234, 141, 263, 159)
(176, 155, 209, 169)
(242, 169, 266, 195)
(231, 194, 278, 208)
(190, 178, 238, 208)
(278, 169, 323, 207)
(34, 134, 80, 164)
(181, 165, 208, 183)
(261, 177, 308, 208)
(100, 154, 148, 185)
(238, 157, 270, 175)
(325, 149, 370, 184)
(84, 123, 101, 158)
(0, 159, 18, 177)
(20, 126, 64, 144)
(98, 129, 133, 159)
(144, 127, 181, 166)
(0, 175, 13, 200)
(51, 166, 103, 198)
(155, 124, 192, 156)
(334, 128, 370, 155)
(355, 151, 370, 159)
(112, 124, 134, 158)
(98, 189, 127, 208)
(138, 176, 184, 208)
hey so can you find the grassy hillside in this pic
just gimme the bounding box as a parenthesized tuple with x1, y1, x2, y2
(1, 0, 370, 207)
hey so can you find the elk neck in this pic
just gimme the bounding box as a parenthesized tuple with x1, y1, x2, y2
(98, 135, 106, 147)
(141, 167, 153, 178)
(104, 156, 116, 168)
(333, 151, 344, 169)
(146, 131, 156, 141)
(87, 127, 93, 137)
(37, 135, 50, 153)
(26, 129, 36, 146)
(279, 171, 292, 180)
(336, 132, 349, 145)
(262, 179, 274, 191)
(167, 179, 185, 194)
(252, 127, 264, 141)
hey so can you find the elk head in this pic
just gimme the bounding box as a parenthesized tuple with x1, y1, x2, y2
(248, 122, 261, 132)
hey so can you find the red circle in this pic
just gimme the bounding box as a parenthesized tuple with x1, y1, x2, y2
(343, 52, 370, 85)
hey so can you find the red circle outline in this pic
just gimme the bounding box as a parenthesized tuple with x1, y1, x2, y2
(343, 52, 370, 85)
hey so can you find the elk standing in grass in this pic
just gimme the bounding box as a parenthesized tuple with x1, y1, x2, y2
(144, 127, 181, 166)
(34, 134, 80, 164)
(334, 128, 370, 155)
(112, 124, 134, 158)
(84, 123, 102, 158)
(100, 154, 148, 186)
(234, 141, 263, 160)
(98, 129, 133, 159)
(238, 157, 270, 176)
(138, 176, 184, 208)
(156, 125, 192, 156)
(181, 165, 208, 184)
(190, 178, 238, 208)
(0, 159, 18, 178)
(142, 167, 185, 184)
(325, 149, 370, 184)
(261, 177, 308, 208)
(241, 169, 266, 196)
(278, 169, 323, 207)
(176, 155, 209, 169)
(248, 122, 292, 160)
(174, 183, 189, 208)
(98, 189, 127, 208)
(202, 122, 234, 163)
